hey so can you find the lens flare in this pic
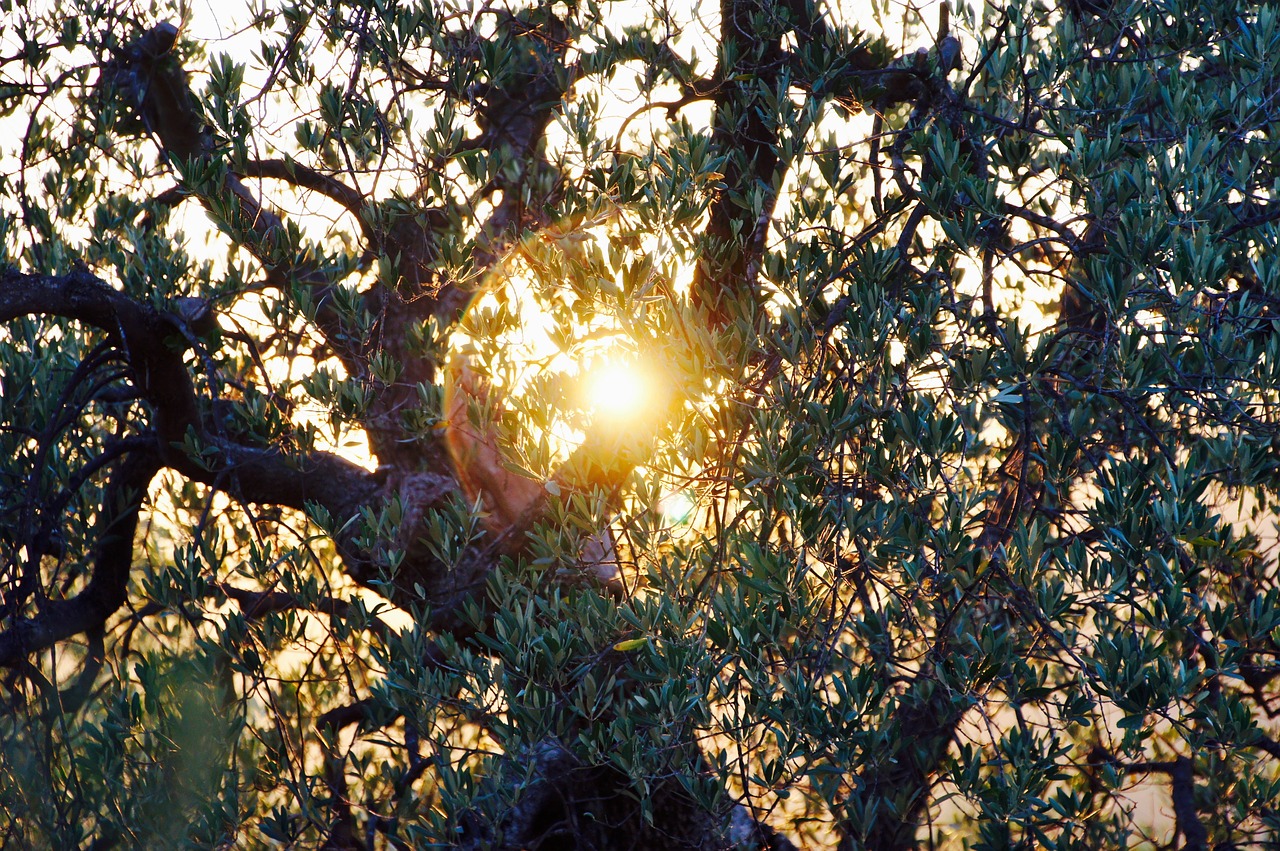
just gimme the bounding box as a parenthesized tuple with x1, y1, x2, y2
(658, 490, 696, 527)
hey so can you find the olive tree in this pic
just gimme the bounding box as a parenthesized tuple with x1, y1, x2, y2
(3, 0, 1280, 847)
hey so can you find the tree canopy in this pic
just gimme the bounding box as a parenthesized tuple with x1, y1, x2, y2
(4, 0, 1280, 847)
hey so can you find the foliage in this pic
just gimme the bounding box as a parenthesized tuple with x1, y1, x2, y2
(3, 0, 1280, 848)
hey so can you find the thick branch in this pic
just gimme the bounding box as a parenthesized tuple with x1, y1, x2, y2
(100, 24, 374, 377)
(0, 266, 198, 446)
(1110, 755, 1208, 851)
(0, 267, 381, 525)
(0, 445, 160, 668)
(839, 674, 968, 851)
(0, 263, 644, 655)
(1167, 757, 1209, 851)
(691, 0, 787, 328)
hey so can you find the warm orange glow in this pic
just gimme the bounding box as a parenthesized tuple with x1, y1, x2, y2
(585, 361, 650, 420)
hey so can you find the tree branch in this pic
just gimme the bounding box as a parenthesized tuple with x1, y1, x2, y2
(1109, 754, 1208, 851)
(838, 672, 969, 851)
(691, 0, 788, 328)
(99, 24, 374, 377)
(0, 444, 160, 668)
(217, 582, 395, 636)
(239, 158, 366, 218)
(0, 266, 199, 446)
(0, 267, 381, 527)
(0, 262, 644, 653)
(1249, 730, 1280, 760)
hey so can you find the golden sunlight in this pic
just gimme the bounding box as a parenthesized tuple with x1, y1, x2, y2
(584, 360, 651, 420)
(658, 489, 696, 527)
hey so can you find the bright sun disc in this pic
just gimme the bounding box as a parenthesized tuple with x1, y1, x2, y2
(587, 362, 648, 418)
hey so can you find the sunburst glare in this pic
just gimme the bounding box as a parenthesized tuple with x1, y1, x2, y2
(585, 360, 650, 420)
(658, 490, 696, 528)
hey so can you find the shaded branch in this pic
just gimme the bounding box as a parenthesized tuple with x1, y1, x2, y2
(1106, 753, 1208, 851)
(0, 444, 160, 668)
(1223, 199, 1280, 238)
(239, 159, 366, 218)
(0, 263, 644, 656)
(0, 266, 199, 446)
(838, 673, 969, 851)
(51, 624, 105, 717)
(1250, 730, 1280, 760)
(0, 266, 381, 526)
(100, 24, 373, 377)
(691, 0, 789, 328)
(217, 582, 395, 636)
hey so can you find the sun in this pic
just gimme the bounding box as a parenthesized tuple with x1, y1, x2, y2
(585, 361, 650, 419)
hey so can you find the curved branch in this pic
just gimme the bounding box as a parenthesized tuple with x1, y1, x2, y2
(167, 441, 380, 518)
(610, 91, 715, 150)
(0, 263, 642, 646)
(52, 623, 105, 716)
(218, 582, 395, 635)
(0, 266, 381, 523)
(0, 266, 199, 446)
(0, 444, 160, 668)
(239, 158, 366, 217)
(100, 24, 369, 373)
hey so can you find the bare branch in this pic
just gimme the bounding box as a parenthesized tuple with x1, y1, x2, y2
(1110, 755, 1209, 851)
(239, 158, 366, 217)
